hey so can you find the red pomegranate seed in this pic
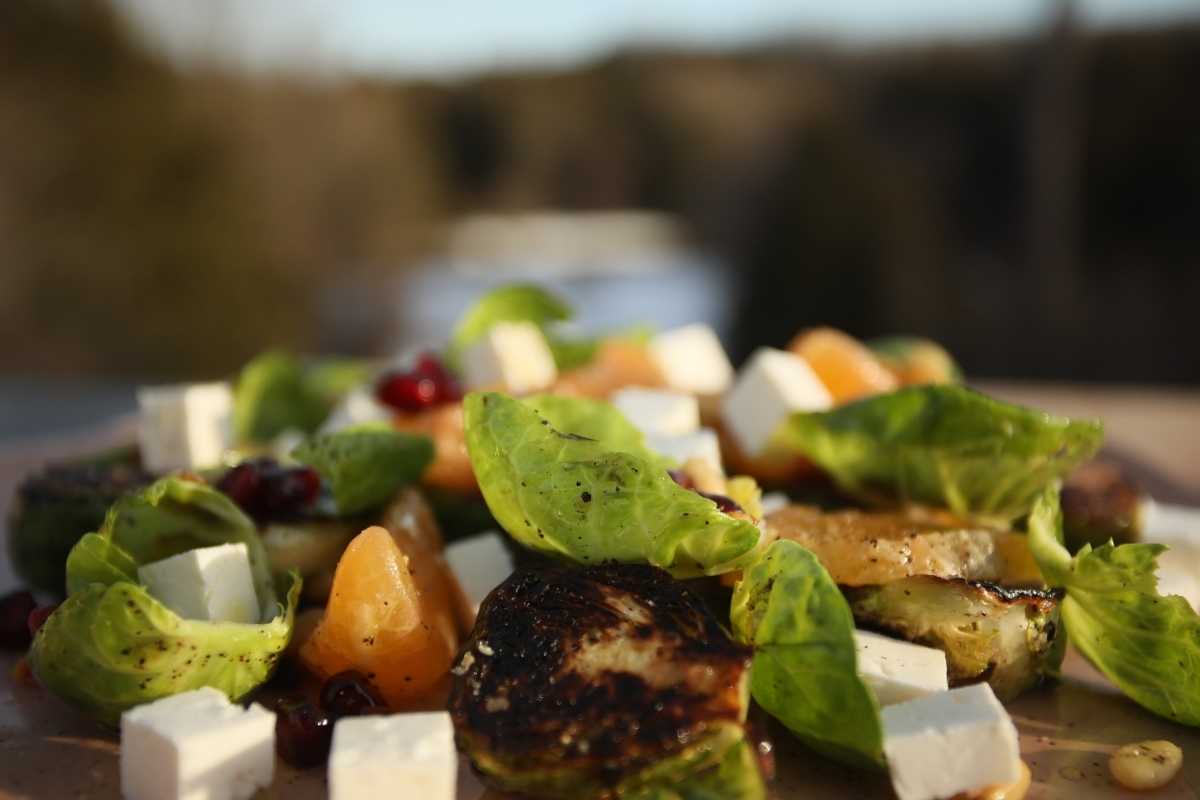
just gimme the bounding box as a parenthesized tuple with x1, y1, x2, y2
(0, 591, 36, 649)
(275, 698, 333, 768)
(27, 604, 58, 639)
(376, 353, 461, 412)
(216, 459, 322, 522)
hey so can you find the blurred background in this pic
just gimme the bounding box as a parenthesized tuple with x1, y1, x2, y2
(1, 0, 1198, 438)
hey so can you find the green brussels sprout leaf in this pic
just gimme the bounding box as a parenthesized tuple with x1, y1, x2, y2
(234, 350, 371, 443)
(464, 392, 761, 577)
(291, 424, 433, 515)
(446, 284, 572, 371)
(779, 385, 1103, 524)
(1028, 486, 1200, 726)
(732, 540, 885, 768)
(31, 477, 300, 725)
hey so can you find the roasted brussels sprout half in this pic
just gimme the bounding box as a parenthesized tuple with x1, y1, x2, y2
(768, 505, 1011, 587)
(867, 336, 963, 385)
(449, 563, 765, 799)
(1061, 461, 1145, 551)
(7, 447, 153, 594)
(844, 576, 1063, 701)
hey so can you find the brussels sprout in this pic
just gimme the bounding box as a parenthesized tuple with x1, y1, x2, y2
(464, 392, 762, 578)
(867, 336, 964, 385)
(844, 576, 1063, 701)
(29, 477, 299, 725)
(1061, 461, 1146, 551)
(1029, 486, 1200, 727)
(446, 284, 573, 372)
(7, 447, 154, 594)
(234, 350, 371, 444)
(449, 563, 763, 798)
(779, 385, 1104, 524)
(290, 424, 433, 515)
(731, 540, 884, 768)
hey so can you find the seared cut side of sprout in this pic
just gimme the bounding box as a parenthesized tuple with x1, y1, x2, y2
(449, 563, 761, 799)
(767, 505, 1024, 586)
(843, 576, 1063, 701)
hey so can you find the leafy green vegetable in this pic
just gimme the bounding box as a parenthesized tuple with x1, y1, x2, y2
(30, 477, 300, 725)
(30, 574, 299, 726)
(75, 477, 276, 607)
(779, 385, 1103, 523)
(464, 392, 761, 577)
(622, 730, 766, 800)
(291, 424, 433, 515)
(446, 285, 572, 371)
(1028, 486, 1200, 726)
(731, 540, 884, 768)
(524, 393, 667, 464)
(234, 351, 370, 443)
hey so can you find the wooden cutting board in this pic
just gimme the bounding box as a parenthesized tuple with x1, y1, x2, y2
(3, 383, 1199, 799)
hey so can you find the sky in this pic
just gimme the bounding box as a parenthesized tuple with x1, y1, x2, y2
(114, 0, 1200, 79)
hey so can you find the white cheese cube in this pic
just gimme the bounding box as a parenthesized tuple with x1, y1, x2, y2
(722, 348, 832, 457)
(138, 382, 234, 473)
(759, 491, 791, 516)
(854, 630, 948, 706)
(120, 687, 275, 800)
(882, 683, 1021, 800)
(462, 321, 558, 394)
(320, 386, 393, 434)
(611, 387, 700, 437)
(444, 531, 514, 617)
(329, 712, 457, 800)
(138, 543, 260, 624)
(646, 428, 723, 476)
(649, 324, 735, 395)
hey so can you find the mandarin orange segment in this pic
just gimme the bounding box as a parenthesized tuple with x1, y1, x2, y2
(789, 327, 898, 403)
(299, 525, 462, 709)
(392, 404, 478, 494)
(553, 339, 664, 398)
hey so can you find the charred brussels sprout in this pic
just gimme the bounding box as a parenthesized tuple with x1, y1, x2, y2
(844, 576, 1063, 701)
(449, 563, 765, 799)
(7, 448, 153, 594)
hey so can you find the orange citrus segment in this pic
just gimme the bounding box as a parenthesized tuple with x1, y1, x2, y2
(553, 339, 664, 398)
(789, 327, 898, 404)
(392, 404, 478, 494)
(299, 525, 462, 709)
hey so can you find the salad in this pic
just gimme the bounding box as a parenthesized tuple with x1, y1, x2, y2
(1, 283, 1194, 800)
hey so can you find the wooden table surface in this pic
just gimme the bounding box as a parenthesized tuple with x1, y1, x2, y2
(2, 382, 1199, 799)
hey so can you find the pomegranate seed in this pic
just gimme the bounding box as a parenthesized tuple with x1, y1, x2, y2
(667, 470, 695, 490)
(0, 591, 36, 649)
(27, 604, 58, 639)
(698, 492, 743, 514)
(667, 471, 742, 514)
(320, 670, 385, 718)
(217, 463, 261, 509)
(275, 698, 333, 767)
(216, 459, 322, 522)
(375, 353, 461, 412)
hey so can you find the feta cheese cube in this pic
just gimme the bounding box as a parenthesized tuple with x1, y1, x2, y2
(320, 386, 393, 434)
(646, 428, 723, 476)
(461, 321, 558, 394)
(759, 491, 791, 516)
(722, 348, 832, 457)
(120, 687, 275, 800)
(854, 630, 948, 706)
(882, 683, 1021, 800)
(444, 531, 514, 616)
(138, 543, 260, 624)
(329, 712, 457, 800)
(611, 387, 700, 437)
(138, 382, 234, 473)
(649, 324, 735, 395)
